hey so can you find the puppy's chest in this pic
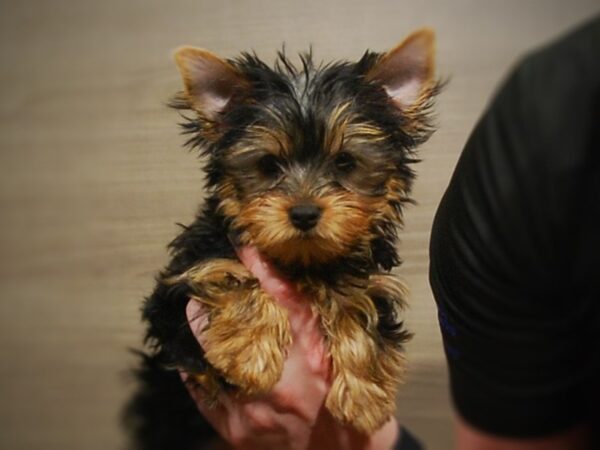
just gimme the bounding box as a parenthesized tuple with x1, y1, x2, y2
(294, 276, 381, 323)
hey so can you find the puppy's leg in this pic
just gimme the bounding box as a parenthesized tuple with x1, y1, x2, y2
(172, 259, 291, 396)
(320, 275, 410, 434)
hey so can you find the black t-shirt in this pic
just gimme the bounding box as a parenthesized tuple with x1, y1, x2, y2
(429, 17, 600, 438)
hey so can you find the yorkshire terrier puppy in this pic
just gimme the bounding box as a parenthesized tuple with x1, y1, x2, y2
(128, 28, 439, 449)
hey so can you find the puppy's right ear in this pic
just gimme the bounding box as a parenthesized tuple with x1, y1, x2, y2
(174, 47, 249, 120)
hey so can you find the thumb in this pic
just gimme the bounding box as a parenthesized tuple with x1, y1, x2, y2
(236, 246, 309, 312)
(186, 299, 210, 348)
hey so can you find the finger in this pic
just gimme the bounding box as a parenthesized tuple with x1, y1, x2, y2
(182, 368, 289, 446)
(186, 299, 210, 348)
(236, 246, 330, 373)
(178, 370, 233, 438)
(236, 246, 308, 311)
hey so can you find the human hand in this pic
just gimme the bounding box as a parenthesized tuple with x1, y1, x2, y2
(180, 246, 399, 450)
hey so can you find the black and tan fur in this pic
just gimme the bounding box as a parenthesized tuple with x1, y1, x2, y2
(125, 29, 440, 449)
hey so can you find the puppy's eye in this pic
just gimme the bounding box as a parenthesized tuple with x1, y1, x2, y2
(257, 154, 281, 178)
(334, 152, 357, 173)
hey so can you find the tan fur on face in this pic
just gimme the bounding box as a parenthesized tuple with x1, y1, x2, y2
(324, 103, 388, 155)
(372, 176, 408, 224)
(232, 191, 377, 266)
(323, 102, 352, 153)
(227, 123, 292, 158)
(216, 177, 242, 218)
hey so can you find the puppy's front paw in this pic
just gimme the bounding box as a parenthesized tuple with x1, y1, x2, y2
(202, 288, 291, 396)
(326, 372, 395, 434)
(318, 282, 408, 434)
(174, 259, 292, 395)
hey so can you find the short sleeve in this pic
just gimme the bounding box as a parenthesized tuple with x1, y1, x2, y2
(429, 17, 600, 437)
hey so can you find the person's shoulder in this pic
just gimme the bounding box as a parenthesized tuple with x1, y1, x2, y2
(430, 17, 600, 295)
(487, 16, 600, 179)
(515, 15, 600, 82)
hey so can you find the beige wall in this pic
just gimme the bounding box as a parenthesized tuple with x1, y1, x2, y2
(0, 1, 598, 449)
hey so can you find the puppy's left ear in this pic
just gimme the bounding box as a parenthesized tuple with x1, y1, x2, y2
(367, 28, 436, 111)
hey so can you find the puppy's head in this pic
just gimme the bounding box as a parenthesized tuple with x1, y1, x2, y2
(172, 29, 439, 269)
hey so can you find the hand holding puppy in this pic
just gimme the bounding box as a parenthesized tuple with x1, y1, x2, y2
(180, 246, 399, 450)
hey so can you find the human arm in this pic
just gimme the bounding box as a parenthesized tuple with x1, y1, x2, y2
(454, 416, 591, 450)
(430, 17, 600, 450)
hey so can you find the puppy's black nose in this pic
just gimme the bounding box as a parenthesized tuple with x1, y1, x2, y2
(289, 203, 322, 231)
